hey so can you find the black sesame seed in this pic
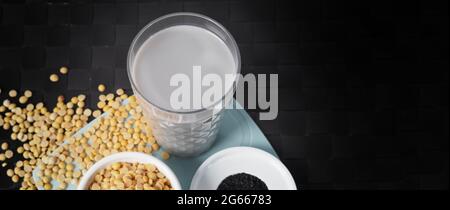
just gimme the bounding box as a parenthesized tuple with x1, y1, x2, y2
(217, 173, 268, 190)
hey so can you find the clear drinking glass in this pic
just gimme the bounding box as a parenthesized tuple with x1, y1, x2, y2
(127, 13, 241, 157)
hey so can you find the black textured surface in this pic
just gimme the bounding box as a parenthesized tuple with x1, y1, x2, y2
(0, 0, 448, 190)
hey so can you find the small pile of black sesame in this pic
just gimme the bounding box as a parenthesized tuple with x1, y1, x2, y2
(217, 173, 268, 190)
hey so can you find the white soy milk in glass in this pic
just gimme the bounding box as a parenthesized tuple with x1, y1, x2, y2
(133, 25, 236, 112)
(128, 13, 240, 157)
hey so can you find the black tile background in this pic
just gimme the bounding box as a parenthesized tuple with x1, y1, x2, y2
(0, 0, 448, 190)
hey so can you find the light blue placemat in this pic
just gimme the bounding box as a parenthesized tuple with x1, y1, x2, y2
(163, 101, 277, 189)
(33, 100, 276, 190)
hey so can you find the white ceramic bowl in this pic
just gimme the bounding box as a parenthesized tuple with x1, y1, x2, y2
(77, 152, 181, 190)
(190, 147, 297, 190)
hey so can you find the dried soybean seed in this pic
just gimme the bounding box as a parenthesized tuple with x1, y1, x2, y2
(116, 89, 124, 96)
(83, 109, 92, 117)
(161, 151, 170, 160)
(92, 110, 102, 118)
(99, 94, 106, 102)
(19, 96, 28, 104)
(151, 144, 159, 151)
(9, 90, 17, 98)
(44, 183, 52, 190)
(59, 66, 68, 74)
(98, 84, 106, 92)
(77, 101, 85, 108)
(1, 142, 8, 150)
(12, 175, 19, 183)
(6, 169, 14, 177)
(49, 74, 59, 82)
(106, 93, 114, 101)
(5, 150, 13, 159)
(97, 101, 106, 109)
(70, 97, 78, 104)
(77, 94, 86, 102)
(24, 90, 32, 98)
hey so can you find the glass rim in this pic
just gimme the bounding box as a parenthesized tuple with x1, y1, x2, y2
(127, 12, 241, 114)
